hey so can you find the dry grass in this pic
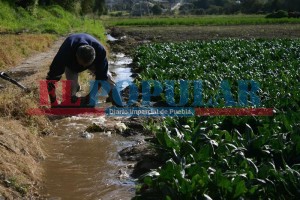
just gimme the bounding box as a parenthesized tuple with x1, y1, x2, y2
(0, 34, 56, 70)
(0, 118, 44, 198)
(0, 71, 52, 199)
(0, 82, 51, 198)
(0, 87, 51, 132)
(0, 34, 57, 198)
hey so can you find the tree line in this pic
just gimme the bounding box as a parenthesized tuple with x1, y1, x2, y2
(3, 0, 300, 16)
(109, 0, 300, 15)
(4, 0, 106, 15)
(173, 0, 300, 15)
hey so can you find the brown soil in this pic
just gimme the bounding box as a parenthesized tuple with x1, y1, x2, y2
(108, 24, 300, 55)
(0, 119, 44, 199)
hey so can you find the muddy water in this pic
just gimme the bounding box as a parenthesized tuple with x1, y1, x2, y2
(109, 53, 133, 83)
(41, 54, 136, 200)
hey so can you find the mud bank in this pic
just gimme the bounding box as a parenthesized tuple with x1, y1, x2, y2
(0, 34, 63, 199)
(0, 118, 45, 199)
(107, 24, 300, 55)
(106, 35, 170, 193)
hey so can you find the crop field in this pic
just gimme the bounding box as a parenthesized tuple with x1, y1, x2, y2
(104, 15, 300, 27)
(132, 39, 300, 199)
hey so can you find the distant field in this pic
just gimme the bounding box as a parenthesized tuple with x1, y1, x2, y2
(104, 15, 300, 27)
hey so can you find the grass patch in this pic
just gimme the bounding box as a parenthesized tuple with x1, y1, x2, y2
(0, 3, 74, 34)
(0, 34, 56, 70)
(104, 15, 300, 27)
(0, 2, 106, 44)
(0, 87, 51, 134)
(0, 3, 107, 70)
(73, 17, 107, 45)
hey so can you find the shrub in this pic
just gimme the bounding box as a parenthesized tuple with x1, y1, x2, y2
(192, 8, 206, 15)
(109, 11, 123, 17)
(207, 5, 223, 15)
(152, 4, 163, 15)
(47, 5, 66, 18)
(266, 10, 288, 18)
(15, 0, 37, 9)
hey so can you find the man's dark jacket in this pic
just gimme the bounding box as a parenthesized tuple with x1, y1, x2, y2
(46, 33, 108, 81)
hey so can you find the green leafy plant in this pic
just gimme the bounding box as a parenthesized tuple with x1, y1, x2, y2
(133, 39, 300, 199)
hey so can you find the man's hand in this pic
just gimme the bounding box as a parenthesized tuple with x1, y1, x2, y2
(47, 81, 58, 106)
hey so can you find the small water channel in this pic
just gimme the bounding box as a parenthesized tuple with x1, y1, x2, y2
(40, 53, 137, 200)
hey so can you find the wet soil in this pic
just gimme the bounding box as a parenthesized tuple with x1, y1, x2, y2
(107, 24, 300, 55)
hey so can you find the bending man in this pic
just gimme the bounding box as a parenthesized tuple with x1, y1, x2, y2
(46, 33, 119, 107)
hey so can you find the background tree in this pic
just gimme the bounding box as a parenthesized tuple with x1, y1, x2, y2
(93, 0, 106, 15)
(224, 0, 241, 14)
(15, 0, 38, 8)
(285, 0, 300, 12)
(214, 0, 225, 7)
(131, 1, 153, 16)
(152, 4, 163, 15)
(8, 0, 300, 16)
(193, 0, 209, 9)
(49, 0, 78, 11)
(240, 0, 265, 13)
(81, 0, 95, 14)
(39, 0, 51, 6)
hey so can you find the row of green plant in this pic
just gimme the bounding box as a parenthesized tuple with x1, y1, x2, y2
(135, 114, 300, 199)
(134, 39, 300, 110)
(132, 39, 300, 199)
(0, 1, 106, 41)
(104, 15, 300, 27)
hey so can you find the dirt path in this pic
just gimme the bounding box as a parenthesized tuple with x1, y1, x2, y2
(0, 37, 64, 92)
(7, 37, 65, 81)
